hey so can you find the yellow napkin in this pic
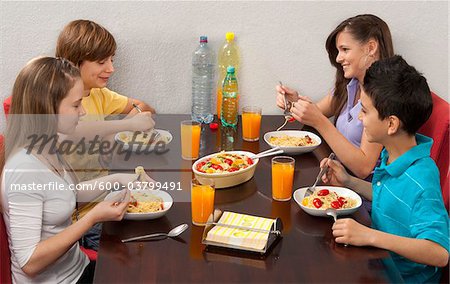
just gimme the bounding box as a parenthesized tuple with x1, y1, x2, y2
(206, 211, 275, 250)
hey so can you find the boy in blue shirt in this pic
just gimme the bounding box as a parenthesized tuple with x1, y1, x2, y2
(321, 55, 449, 283)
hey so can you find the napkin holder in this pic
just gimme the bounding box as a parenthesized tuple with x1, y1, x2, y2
(201, 209, 283, 255)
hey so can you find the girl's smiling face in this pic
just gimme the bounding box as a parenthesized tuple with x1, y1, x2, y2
(335, 30, 377, 82)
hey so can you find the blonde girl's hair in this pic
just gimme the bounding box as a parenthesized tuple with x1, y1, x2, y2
(325, 14, 394, 121)
(55, 19, 117, 66)
(4, 57, 80, 161)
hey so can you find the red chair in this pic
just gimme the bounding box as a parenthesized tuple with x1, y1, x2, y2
(418, 92, 449, 211)
(0, 214, 12, 284)
(3, 96, 11, 118)
(0, 134, 12, 284)
(80, 246, 97, 261)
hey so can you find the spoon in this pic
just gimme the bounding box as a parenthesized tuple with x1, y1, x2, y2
(121, 223, 189, 243)
(325, 208, 337, 222)
(325, 208, 348, 246)
(251, 147, 284, 160)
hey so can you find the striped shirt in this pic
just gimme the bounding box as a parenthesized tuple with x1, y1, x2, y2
(372, 134, 449, 283)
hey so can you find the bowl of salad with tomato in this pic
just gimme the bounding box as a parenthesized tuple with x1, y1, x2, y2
(192, 151, 258, 188)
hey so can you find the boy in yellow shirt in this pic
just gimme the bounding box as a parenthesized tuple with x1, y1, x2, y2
(55, 20, 156, 250)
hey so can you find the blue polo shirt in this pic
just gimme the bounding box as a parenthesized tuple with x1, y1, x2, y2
(372, 134, 449, 283)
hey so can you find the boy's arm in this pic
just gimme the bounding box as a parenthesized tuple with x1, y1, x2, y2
(372, 230, 449, 267)
(332, 219, 449, 267)
(347, 175, 373, 201)
(121, 98, 156, 115)
(322, 158, 373, 201)
(58, 112, 155, 141)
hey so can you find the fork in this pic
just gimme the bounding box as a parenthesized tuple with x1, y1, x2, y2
(304, 153, 336, 198)
(132, 103, 160, 141)
(277, 81, 293, 131)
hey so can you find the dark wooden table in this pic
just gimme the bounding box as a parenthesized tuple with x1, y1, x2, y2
(94, 114, 402, 283)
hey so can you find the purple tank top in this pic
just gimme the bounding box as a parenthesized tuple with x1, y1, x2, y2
(335, 78, 363, 148)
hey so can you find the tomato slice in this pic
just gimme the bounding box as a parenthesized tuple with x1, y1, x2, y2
(317, 189, 330, 196)
(211, 164, 223, 171)
(313, 198, 323, 208)
(338, 197, 346, 206)
(228, 167, 239, 172)
(331, 201, 341, 209)
(224, 158, 233, 165)
(197, 161, 206, 170)
(247, 157, 253, 165)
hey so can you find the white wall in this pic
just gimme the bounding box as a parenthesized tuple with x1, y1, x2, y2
(0, 1, 448, 132)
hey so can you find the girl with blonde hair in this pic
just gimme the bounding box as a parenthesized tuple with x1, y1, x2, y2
(1, 57, 146, 283)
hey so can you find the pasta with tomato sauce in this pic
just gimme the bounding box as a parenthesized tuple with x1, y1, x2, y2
(127, 192, 164, 213)
(302, 189, 357, 209)
(269, 134, 317, 147)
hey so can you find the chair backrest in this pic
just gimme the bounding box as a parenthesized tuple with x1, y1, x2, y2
(418, 92, 449, 211)
(0, 135, 12, 284)
(3, 96, 11, 118)
(0, 215, 12, 284)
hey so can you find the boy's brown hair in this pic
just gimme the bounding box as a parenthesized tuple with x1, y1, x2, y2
(55, 19, 116, 66)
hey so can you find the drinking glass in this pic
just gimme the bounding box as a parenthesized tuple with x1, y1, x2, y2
(180, 120, 201, 160)
(242, 106, 262, 142)
(191, 178, 215, 226)
(271, 156, 295, 201)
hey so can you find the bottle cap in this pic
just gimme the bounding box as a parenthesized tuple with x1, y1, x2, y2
(227, 66, 235, 73)
(209, 122, 219, 130)
(225, 32, 234, 42)
(200, 36, 208, 43)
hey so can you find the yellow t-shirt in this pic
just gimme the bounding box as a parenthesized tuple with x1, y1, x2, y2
(82, 88, 129, 119)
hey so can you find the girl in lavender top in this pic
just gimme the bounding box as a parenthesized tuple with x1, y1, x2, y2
(276, 14, 394, 179)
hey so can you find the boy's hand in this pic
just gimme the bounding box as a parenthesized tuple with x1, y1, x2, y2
(320, 158, 350, 187)
(332, 218, 374, 246)
(126, 112, 155, 132)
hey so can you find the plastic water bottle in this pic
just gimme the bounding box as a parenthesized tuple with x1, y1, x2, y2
(217, 32, 240, 119)
(221, 66, 238, 127)
(192, 36, 215, 124)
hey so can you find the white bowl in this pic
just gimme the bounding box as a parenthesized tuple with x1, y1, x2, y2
(293, 186, 362, 217)
(115, 129, 173, 152)
(192, 151, 259, 189)
(105, 190, 173, 220)
(264, 130, 321, 155)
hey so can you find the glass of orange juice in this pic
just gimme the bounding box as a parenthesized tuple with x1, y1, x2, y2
(180, 120, 201, 160)
(271, 156, 295, 201)
(242, 106, 262, 142)
(191, 178, 215, 226)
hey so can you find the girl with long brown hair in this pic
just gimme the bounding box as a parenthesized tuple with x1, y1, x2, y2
(276, 14, 394, 179)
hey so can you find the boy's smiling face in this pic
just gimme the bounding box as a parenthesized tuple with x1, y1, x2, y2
(79, 55, 115, 90)
(358, 89, 390, 143)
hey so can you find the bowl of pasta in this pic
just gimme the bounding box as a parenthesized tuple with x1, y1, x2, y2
(105, 189, 173, 220)
(293, 186, 362, 217)
(264, 130, 321, 155)
(192, 151, 259, 189)
(115, 129, 173, 152)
